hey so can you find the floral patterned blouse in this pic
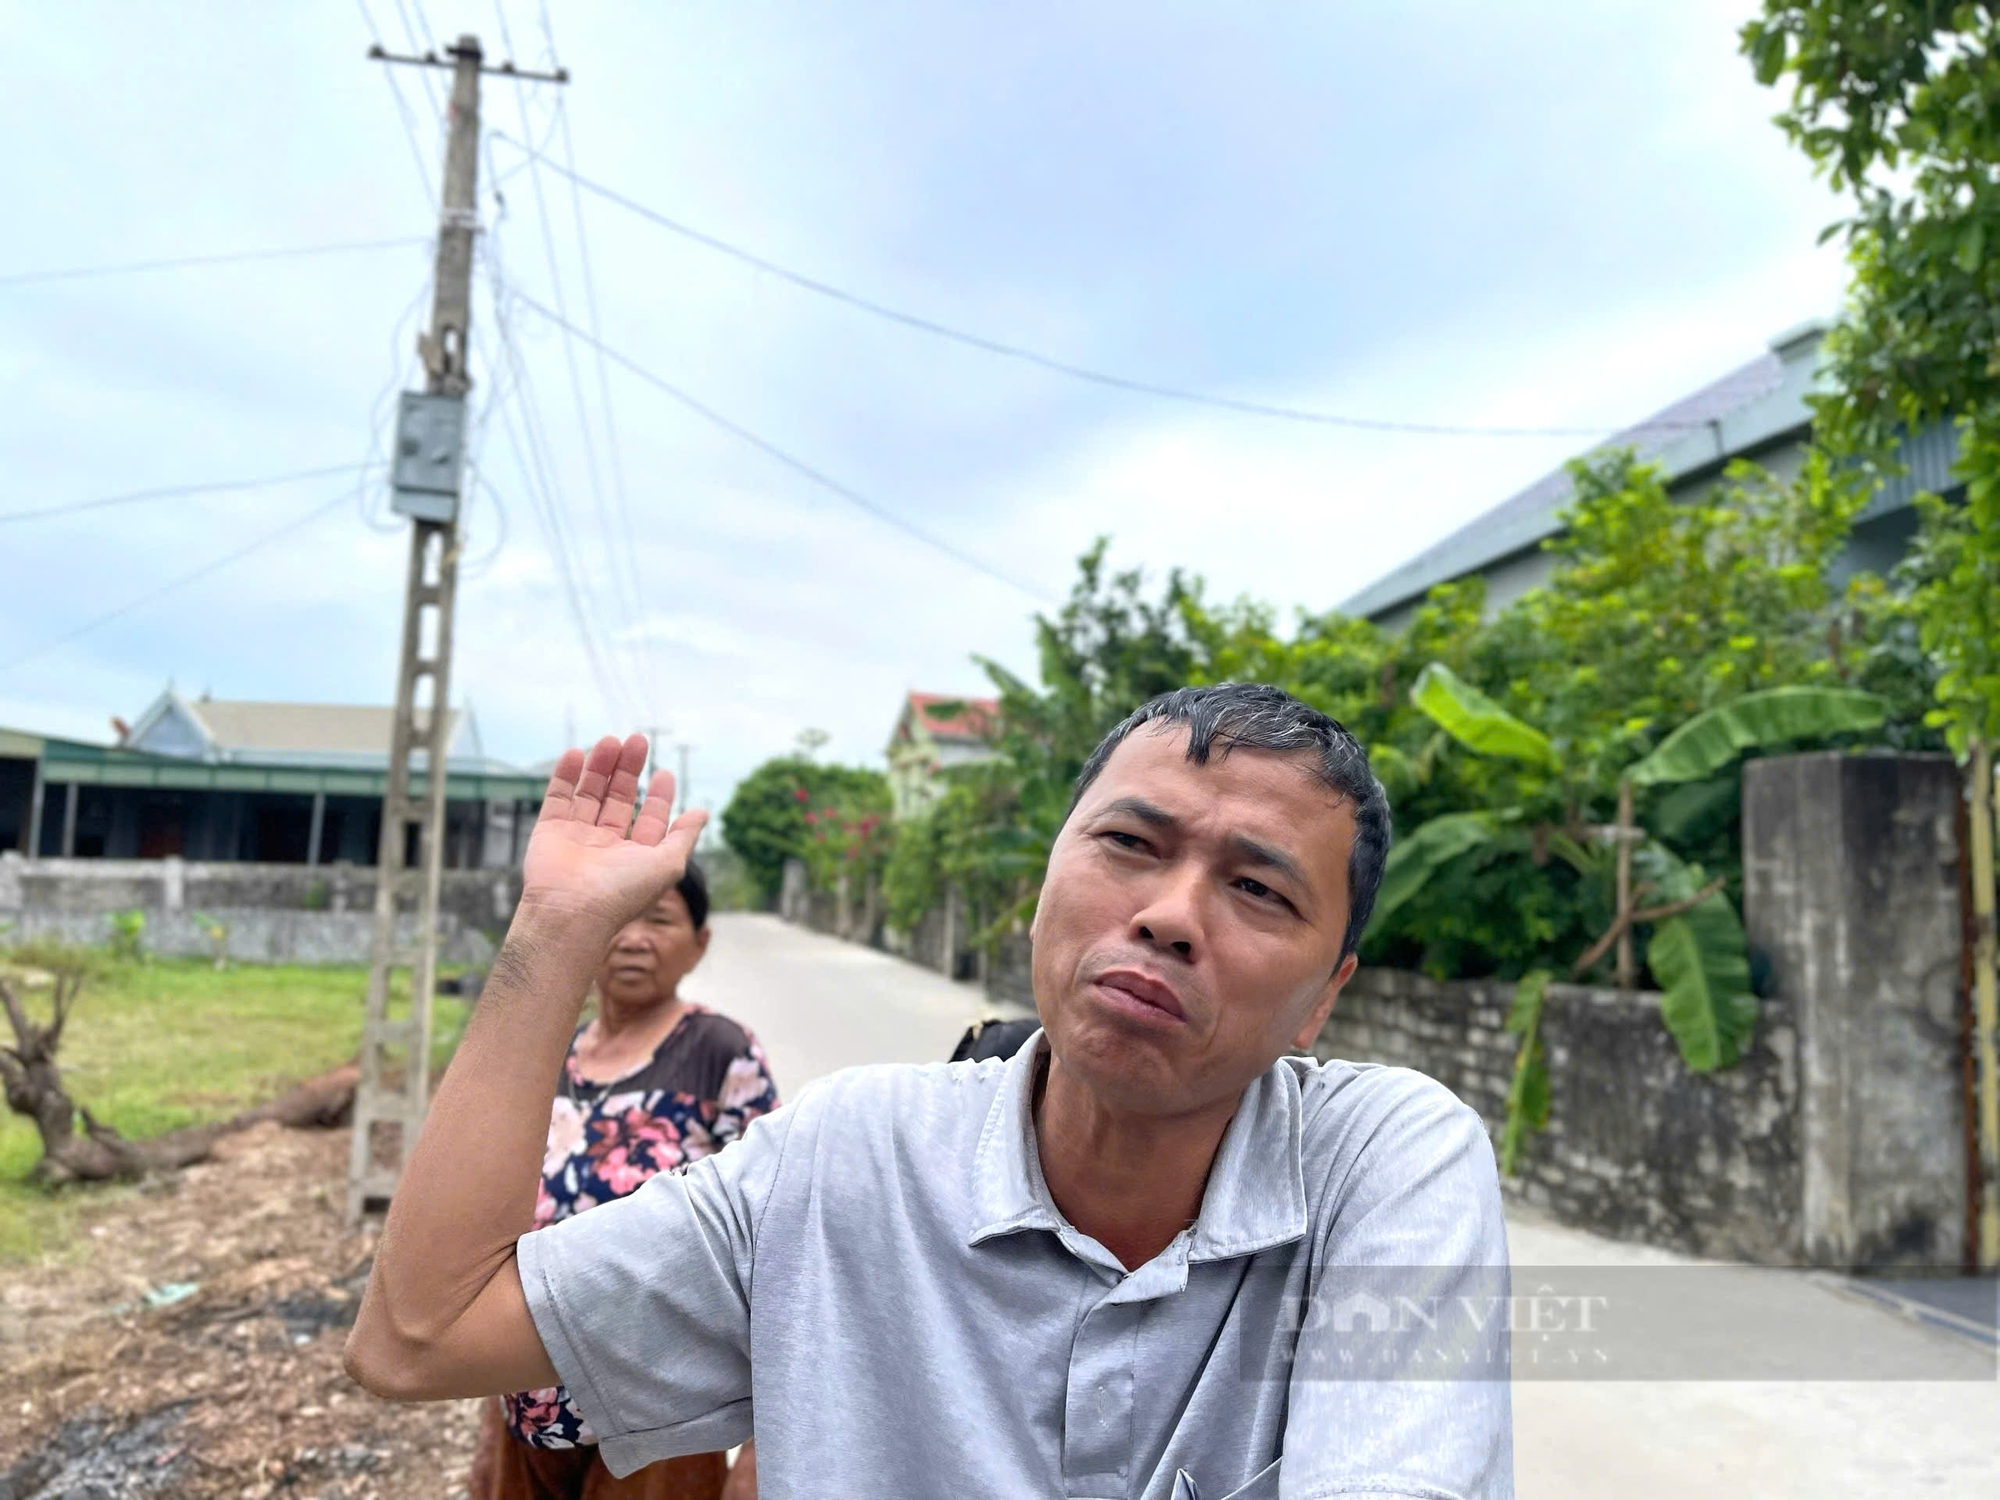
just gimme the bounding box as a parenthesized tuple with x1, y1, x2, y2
(505, 1004, 780, 1447)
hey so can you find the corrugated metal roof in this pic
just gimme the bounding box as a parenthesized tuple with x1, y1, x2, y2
(183, 699, 462, 756)
(33, 735, 543, 801)
(1340, 348, 1793, 621)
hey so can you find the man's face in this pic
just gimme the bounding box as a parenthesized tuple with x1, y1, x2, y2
(597, 887, 710, 1009)
(1030, 724, 1360, 1117)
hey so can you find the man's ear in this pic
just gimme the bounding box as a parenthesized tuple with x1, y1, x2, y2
(694, 924, 713, 959)
(1291, 952, 1358, 1052)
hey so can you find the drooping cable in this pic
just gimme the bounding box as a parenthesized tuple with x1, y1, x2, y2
(491, 137, 1711, 442)
(0, 463, 378, 527)
(0, 237, 430, 290)
(0, 491, 354, 674)
(503, 289, 1057, 606)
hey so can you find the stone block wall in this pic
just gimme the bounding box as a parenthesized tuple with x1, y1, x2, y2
(1, 852, 518, 933)
(1316, 969, 1802, 1263)
(0, 851, 517, 966)
(1, 908, 495, 967)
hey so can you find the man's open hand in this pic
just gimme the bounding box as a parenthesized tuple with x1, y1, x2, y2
(520, 733, 707, 933)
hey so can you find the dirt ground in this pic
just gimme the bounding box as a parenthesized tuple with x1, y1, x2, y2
(0, 1123, 481, 1500)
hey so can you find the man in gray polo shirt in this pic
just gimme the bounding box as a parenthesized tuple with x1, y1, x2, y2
(347, 684, 1513, 1499)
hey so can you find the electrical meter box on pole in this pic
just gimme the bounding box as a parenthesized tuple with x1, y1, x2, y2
(390, 391, 467, 523)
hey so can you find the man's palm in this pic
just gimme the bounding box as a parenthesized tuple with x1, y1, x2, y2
(522, 734, 707, 928)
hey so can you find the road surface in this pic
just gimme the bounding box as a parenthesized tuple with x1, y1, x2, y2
(680, 913, 1008, 1094)
(683, 914, 1999, 1498)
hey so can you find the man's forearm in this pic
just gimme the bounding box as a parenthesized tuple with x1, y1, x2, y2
(351, 903, 608, 1365)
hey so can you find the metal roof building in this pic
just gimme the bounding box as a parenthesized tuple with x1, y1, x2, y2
(0, 687, 543, 867)
(1341, 320, 1959, 629)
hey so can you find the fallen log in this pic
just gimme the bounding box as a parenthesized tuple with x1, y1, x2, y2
(2, 972, 360, 1184)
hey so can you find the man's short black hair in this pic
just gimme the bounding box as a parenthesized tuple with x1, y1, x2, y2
(1067, 683, 1392, 962)
(677, 857, 711, 931)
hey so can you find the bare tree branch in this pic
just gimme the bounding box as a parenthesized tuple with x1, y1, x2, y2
(1570, 876, 1728, 981)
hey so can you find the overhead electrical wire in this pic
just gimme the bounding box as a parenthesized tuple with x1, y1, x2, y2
(484, 250, 652, 725)
(491, 136, 1712, 443)
(483, 183, 649, 722)
(0, 237, 430, 290)
(351, 274, 439, 535)
(0, 462, 379, 527)
(492, 18, 655, 728)
(501, 287, 1057, 606)
(551, 96, 651, 690)
(356, 0, 441, 209)
(393, 0, 448, 128)
(486, 326, 645, 726)
(0, 490, 355, 674)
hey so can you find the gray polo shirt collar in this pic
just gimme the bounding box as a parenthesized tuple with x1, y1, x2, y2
(965, 1030, 1310, 1283)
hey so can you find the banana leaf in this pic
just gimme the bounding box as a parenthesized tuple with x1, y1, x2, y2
(1409, 663, 1561, 771)
(1500, 970, 1552, 1175)
(1648, 775, 1739, 846)
(1634, 846, 1758, 1071)
(1369, 811, 1500, 930)
(1626, 686, 1887, 787)
(1505, 967, 1551, 1037)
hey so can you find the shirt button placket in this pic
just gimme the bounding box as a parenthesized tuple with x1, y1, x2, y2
(1062, 1296, 1138, 1497)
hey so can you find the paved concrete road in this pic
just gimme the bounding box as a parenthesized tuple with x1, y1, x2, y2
(682, 915, 2000, 1497)
(1508, 1210, 1999, 1498)
(679, 913, 1004, 1095)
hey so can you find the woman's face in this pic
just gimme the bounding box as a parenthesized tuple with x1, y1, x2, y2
(596, 887, 710, 1011)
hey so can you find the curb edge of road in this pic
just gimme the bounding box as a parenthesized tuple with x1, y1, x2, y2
(1812, 1273, 2000, 1351)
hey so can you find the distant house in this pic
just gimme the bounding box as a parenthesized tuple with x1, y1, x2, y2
(886, 692, 999, 820)
(1341, 320, 1959, 630)
(0, 687, 543, 868)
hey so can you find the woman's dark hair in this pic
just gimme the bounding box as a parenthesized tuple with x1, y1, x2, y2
(1067, 683, 1392, 962)
(677, 857, 710, 930)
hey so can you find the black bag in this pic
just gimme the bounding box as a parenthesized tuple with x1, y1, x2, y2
(948, 1017, 1040, 1064)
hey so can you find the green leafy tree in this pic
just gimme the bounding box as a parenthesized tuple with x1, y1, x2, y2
(1743, 1, 2000, 752)
(1511, 448, 1874, 780)
(1382, 670, 1885, 1169)
(1350, 450, 1884, 978)
(799, 788, 894, 893)
(721, 757, 891, 903)
(923, 540, 1206, 931)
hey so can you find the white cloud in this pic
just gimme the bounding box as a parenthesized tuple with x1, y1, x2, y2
(0, 0, 1860, 815)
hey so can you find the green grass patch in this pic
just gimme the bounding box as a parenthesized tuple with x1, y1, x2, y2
(0, 954, 470, 1263)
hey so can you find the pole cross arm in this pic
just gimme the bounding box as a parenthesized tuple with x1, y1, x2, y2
(366, 42, 570, 83)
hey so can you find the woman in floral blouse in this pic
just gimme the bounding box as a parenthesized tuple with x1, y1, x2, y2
(469, 857, 779, 1500)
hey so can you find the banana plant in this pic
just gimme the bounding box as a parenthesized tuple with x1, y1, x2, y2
(1379, 666, 1886, 1171)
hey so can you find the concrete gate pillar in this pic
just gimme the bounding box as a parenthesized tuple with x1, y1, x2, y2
(1742, 752, 1969, 1269)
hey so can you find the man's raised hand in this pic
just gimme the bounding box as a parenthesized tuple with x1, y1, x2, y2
(520, 734, 707, 932)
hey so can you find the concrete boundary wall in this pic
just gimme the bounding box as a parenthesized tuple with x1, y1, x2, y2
(1, 907, 495, 967)
(1315, 968, 1801, 1263)
(0, 851, 518, 940)
(0, 850, 516, 967)
(1742, 751, 1969, 1270)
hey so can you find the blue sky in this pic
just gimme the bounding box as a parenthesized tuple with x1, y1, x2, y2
(0, 1, 1849, 812)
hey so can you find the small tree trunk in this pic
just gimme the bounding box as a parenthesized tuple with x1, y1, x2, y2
(2, 974, 357, 1184)
(861, 872, 882, 948)
(1615, 778, 1636, 989)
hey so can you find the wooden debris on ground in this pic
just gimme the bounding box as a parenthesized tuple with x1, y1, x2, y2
(0, 1123, 481, 1500)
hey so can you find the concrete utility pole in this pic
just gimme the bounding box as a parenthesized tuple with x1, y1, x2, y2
(348, 35, 567, 1223)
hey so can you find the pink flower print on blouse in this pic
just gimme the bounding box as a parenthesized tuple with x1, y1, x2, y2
(542, 1097, 587, 1179)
